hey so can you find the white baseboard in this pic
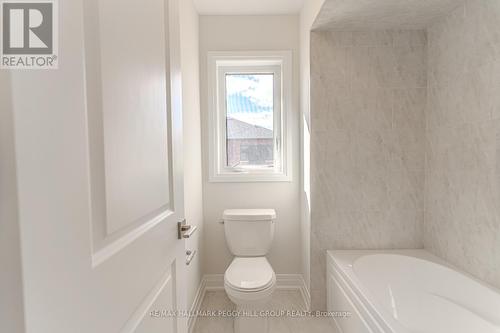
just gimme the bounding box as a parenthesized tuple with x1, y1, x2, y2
(275, 274, 310, 310)
(188, 273, 310, 332)
(203, 274, 225, 290)
(187, 277, 206, 332)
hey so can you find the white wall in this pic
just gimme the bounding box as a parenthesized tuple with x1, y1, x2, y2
(199, 15, 302, 275)
(179, 0, 204, 309)
(299, 0, 325, 295)
(0, 72, 25, 333)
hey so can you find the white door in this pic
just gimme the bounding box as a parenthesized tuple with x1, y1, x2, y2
(9, 0, 188, 332)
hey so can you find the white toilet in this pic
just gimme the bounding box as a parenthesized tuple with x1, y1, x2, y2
(222, 209, 277, 333)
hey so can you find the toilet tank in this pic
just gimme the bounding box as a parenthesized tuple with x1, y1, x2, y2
(223, 209, 276, 256)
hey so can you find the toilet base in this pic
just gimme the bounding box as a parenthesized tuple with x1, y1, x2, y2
(234, 304, 269, 333)
(224, 259, 276, 333)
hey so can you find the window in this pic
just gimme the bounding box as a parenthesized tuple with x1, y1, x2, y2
(225, 73, 275, 168)
(208, 51, 292, 182)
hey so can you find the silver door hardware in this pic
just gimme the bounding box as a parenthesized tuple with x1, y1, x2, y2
(186, 250, 197, 265)
(177, 219, 198, 239)
(182, 225, 197, 238)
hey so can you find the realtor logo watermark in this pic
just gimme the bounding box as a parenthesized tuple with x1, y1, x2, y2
(1, 0, 58, 69)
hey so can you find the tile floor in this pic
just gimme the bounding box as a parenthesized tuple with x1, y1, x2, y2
(192, 290, 339, 333)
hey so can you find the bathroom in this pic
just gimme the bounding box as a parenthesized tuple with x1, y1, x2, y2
(1, 0, 499, 332)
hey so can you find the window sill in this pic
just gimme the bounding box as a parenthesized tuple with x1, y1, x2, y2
(209, 171, 292, 183)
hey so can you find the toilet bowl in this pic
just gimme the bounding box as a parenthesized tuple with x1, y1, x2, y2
(224, 257, 276, 333)
(222, 209, 277, 333)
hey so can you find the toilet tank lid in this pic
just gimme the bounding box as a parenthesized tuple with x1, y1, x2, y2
(223, 209, 276, 221)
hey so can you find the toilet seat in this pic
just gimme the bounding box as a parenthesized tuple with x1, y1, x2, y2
(224, 257, 275, 292)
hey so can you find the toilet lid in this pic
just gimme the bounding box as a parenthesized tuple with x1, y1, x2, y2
(225, 257, 275, 292)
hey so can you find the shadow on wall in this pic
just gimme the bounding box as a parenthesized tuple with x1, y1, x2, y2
(0, 71, 26, 333)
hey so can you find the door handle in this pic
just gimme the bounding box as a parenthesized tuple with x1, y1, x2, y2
(177, 219, 198, 239)
(186, 250, 197, 265)
(182, 225, 197, 238)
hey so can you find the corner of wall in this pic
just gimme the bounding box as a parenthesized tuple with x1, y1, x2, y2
(298, 0, 325, 299)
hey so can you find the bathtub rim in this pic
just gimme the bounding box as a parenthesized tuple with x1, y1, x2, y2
(327, 249, 500, 333)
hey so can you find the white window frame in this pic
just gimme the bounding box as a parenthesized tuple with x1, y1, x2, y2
(207, 51, 292, 182)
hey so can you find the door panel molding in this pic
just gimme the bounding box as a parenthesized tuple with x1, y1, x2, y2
(121, 264, 175, 333)
(82, 0, 176, 267)
(91, 208, 174, 267)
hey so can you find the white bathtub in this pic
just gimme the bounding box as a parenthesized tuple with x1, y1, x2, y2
(327, 250, 500, 333)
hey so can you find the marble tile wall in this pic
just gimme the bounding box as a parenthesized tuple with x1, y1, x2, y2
(425, 0, 500, 290)
(310, 30, 427, 310)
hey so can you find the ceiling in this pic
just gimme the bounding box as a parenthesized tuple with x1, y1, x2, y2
(313, 0, 463, 30)
(193, 0, 305, 15)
